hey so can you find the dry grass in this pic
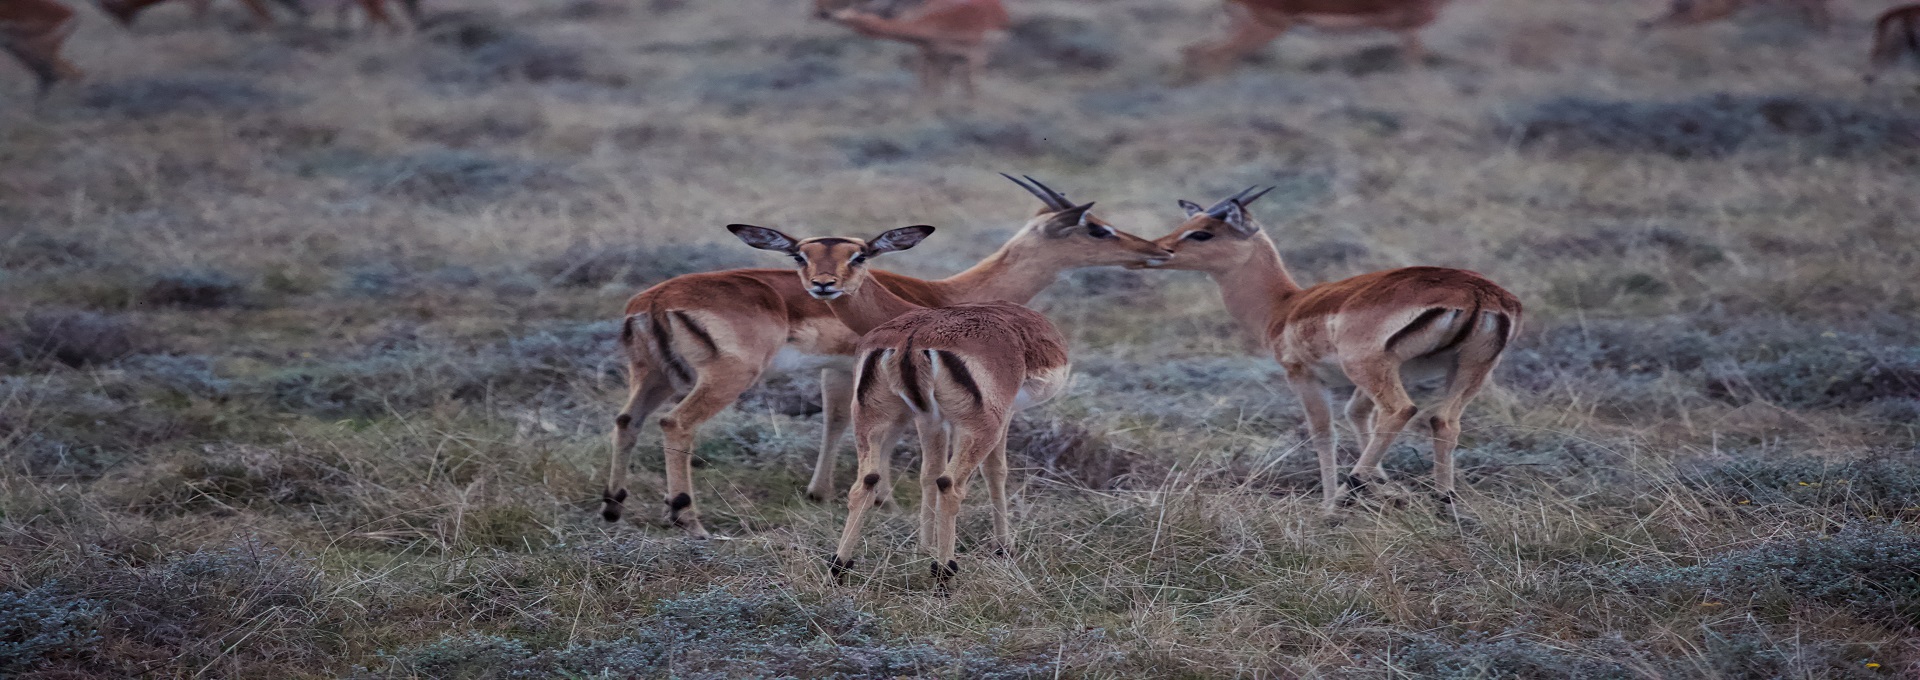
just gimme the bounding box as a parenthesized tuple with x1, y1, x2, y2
(2, 0, 1918, 677)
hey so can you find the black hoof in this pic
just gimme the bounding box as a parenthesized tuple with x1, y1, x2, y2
(930, 559, 958, 593)
(1338, 473, 1373, 507)
(828, 555, 853, 585)
(600, 489, 628, 522)
(806, 491, 826, 504)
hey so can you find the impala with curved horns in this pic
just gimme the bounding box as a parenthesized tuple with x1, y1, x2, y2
(816, 0, 1009, 98)
(603, 175, 1169, 538)
(1142, 187, 1522, 514)
(1182, 0, 1454, 79)
(730, 223, 1070, 590)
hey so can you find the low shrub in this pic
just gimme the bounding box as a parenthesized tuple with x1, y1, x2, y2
(1388, 632, 1634, 679)
(2, 309, 150, 369)
(1618, 523, 1920, 628)
(141, 269, 244, 309)
(1681, 453, 1920, 516)
(0, 583, 102, 674)
(531, 242, 758, 289)
(368, 149, 573, 206)
(78, 74, 288, 118)
(370, 587, 1057, 679)
(1502, 94, 1920, 159)
(999, 16, 1119, 75)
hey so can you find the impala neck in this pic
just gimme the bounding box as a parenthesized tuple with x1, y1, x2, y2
(830, 275, 926, 336)
(932, 242, 1067, 304)
(1211, 233, 1303, 348)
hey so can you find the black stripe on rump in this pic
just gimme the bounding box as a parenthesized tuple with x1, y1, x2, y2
(669, 311, 718, 353)
(649, 313, 693, 383)
(1431, 307, 1481, 356)
(1384, 308, 1448, 354)
(898, 348, 929, 413)
(854, 350, 887, 406)
(1489, 313, 1514, 355)
(934, 350, 983, 407)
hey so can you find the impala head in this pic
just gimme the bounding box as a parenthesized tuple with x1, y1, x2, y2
(1638, 0, 1740, 30)
(1143, 186, 1276, 273)
(728, 224, 936, 300)
(998, 173, 1173, 268)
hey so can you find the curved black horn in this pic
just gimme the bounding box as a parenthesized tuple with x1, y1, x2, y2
(1239, 186, 1275, 207)
(1205, 185, 1276, 217)
(1024, 175, 1074, 211)
(1001, 173, 1065, 211)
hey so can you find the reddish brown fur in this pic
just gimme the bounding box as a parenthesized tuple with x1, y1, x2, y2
(598, 178, 1168, 537)
(1145, 190, 1521, 514)
(1182, 0, 1452, 78)
(819, 0, 1009, 98)
(1867, 4, 1920, 82)
(729, 226, 1071, 588)
(2, 0, 80, 94)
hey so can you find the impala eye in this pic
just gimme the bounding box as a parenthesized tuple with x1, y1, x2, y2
(791, 254, 807, 265)
(1088, 225, 1115, 239)
(1185, 231, 1215, 242)
(849, 253, 867, 265)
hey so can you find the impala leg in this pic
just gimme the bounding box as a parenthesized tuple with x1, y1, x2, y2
(603, 363, 676, 522)
(1344, 391, 1375, 460)
(1344, 359, 1418, 499)
(805, 367, 856, 503)
(1181, 8, 1288, 79)
(916, 416, 949, 552)
(357, 0, 398, 33)
(657, 365, 760, 539)
(981, 428, 1013, 557)
(1427, 316, 1506, 505)
(832, 406, 911, 584)
(959, 48, 986, 100)
(931, 422, 997, 591)
(1399, 30, 1427, 69)
(1283, 367, 1340, 512)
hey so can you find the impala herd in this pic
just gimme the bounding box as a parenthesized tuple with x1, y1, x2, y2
(5, 0, 1918, 96)
(600, 174, 1524, 589)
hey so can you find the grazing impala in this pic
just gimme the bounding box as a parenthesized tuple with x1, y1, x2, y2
(1143, 188, 1521, 514)
(816, 0, 1009, 98)
(1182, 0, 1453, 79)
(2, 0, 81, 95)
(1637, 0, 1831, 31)
(1867, 4, 1920, 82)
(602, 175, 1169, 538)
(730, 223, 1072, 589)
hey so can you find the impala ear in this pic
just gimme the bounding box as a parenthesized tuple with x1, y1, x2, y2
(1178, 200, 1205, 217)
(867, 225, 935, 255)
(1039, 202, 1096, 237)
(727, 224, 800, 253)
(1219, 200, 1257, 237)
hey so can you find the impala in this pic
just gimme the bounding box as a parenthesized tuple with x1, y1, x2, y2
(816, 0, 1009, 98)
(2, 0, 81, 95)
(730, 223, 1072, 589)
(1867, 4, 1920, 83)
(1181, 0, 1453, 79)
(1144, 187, 1521, 513)
(603, 175, 1169, 538)
(1637, 0, 1830, 31)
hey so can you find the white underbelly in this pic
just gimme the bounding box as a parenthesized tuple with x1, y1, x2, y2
(770, 346, 854, 374)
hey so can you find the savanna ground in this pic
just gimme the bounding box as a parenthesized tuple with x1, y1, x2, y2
(3, 0, 1920, 676)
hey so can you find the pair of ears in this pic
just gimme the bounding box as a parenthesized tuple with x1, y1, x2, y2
(1178, 185, 1273, 237)
(728, 224, 935, 258)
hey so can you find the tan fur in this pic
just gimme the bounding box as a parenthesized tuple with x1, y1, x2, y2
(3, 0, 80, 94)
(1867, 4, 1920, 82)
(819, 0, 1009, 98)
(738, 226, 1070, 589)
(600, 178, 1170, 537)
(1182, 0, 1453, 79)
(1637, 0, 1830, 31)
(1145, 190, 1522, 514)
